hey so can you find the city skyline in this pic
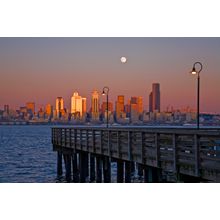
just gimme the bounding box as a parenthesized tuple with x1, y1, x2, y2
(1, 87, 199, 114)
(1, 38, 220, 113)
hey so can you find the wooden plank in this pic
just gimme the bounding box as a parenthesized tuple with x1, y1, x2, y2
(52, 127, 220, 182)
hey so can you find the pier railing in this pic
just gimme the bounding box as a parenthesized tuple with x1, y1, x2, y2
(52, 127, 220, 182)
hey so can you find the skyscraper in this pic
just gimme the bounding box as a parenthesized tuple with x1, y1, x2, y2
(71, 92, 83, 116)
(45, 104, 53, 117)
(137, 96, 143, 113)
(26, 102, 35, 115)
(82, 98, 87, 116)
(130, 97, 138, 112)
(101, 102, 113, 114)
(116, 95, 125, 119)
(130, 97, 139, 123)
(56, 97, 64, 118)
(4, 105, 9, 114)
(149, 83, 160, 112)
(91, 90, 99, 121)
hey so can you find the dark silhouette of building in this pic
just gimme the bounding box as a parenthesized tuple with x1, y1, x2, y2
(149, 83, 160, 112)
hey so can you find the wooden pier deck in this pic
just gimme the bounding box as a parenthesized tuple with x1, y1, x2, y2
(52, 126, 220, 182)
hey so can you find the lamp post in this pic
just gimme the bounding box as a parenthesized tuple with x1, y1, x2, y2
(190, 62, 203, 129)
(102, 86, 109, 128)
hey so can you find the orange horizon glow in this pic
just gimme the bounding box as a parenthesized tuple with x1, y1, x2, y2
(0, 38, 220, 114)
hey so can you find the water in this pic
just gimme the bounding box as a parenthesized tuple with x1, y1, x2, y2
(0, 125, 145, 183)
(0, 125, 56, 183)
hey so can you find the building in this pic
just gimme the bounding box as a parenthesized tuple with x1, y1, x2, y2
(70, 92, 87, 119)
(82, 98, 87, 115)
(55, 97, 64, 118)
(149, 83, 160, 112)
(125, 103, 131, 117)
(137, 96, 143, 113)
(91, 90, 100, 121)
(45, 104, 53, 117)
(4, 105, 9, 114)
(130, 97, 140, 123)
(38, 106, 45, 119)
(130, 97, 138, 112)
(26, 102, 35, 115)
(71, 92, 83, 116)
(116, 95, 125, 119)
(101, 102, 113, 114)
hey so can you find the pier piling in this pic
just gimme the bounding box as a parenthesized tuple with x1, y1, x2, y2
(96, 155, 103, 183)
(57, 151, 63, 177)
(52, 127, 220, 183)
(90, 153, 95, 182)
(117, 160, 124, 183)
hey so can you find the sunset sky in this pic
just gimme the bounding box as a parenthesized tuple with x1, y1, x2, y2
(0, 37, 220, 113)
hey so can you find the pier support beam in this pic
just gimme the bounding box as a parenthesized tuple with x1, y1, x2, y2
(57, 151, 63, 177)
(79, 151, 88, 183)
(143, 166, 149, 183)
(131, 162, 135, 175)
(137, 163, 143, 177)
(64, 154, 72, 182)
(143, 166, 161, 183)
(143, 166, 153, 183)
(152, 167, 161, 183)
(90, 153, 95, 182)
(103, 156, 111, 183)
(96, 155, 102, 183)
(72, 153, 79, 183)
(85, 152, 89, 179)
(117, 160, 124, 183)
(125, 161, 131, 183)
(178, 174, 201, 183)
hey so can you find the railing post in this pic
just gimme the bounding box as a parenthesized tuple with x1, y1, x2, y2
(128, 131, 132, 160)
(117, 131, 120, 158)
(141, 132, 145, 164)
(194, 134, 200, 177)
(86, 129, 89, 151)
(69, 128, 72, 147)
(155, 133, 160, 167)
(173, 134, 177, 173)
(100, 130, 103, 154)
(64, 128, 67, 147)
(93, 130, 96, 154)
(74, 129, 77, 149)
(80, 130, 82, 150)
(108, 130, 111, 157)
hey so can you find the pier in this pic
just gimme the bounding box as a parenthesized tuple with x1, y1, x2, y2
(51, 127, 220, 182)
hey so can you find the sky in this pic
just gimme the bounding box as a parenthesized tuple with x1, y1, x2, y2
(0, 37, 220, 113)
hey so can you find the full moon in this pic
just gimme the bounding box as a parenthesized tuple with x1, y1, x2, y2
(120, 56, 127, 63)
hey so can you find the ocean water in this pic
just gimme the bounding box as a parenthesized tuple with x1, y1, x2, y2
(0, 125, 142, 183)
(0, 125, 56, 183)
